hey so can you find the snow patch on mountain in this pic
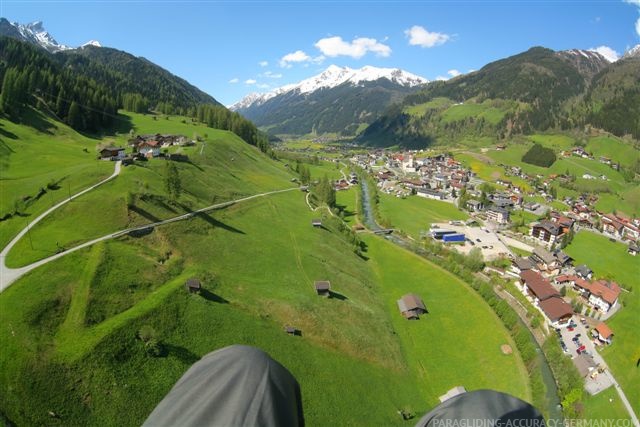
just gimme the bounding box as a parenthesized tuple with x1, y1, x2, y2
(623, 44, 640, 59)
(2, 20, 102, 52)
(231, 65, 428, 110)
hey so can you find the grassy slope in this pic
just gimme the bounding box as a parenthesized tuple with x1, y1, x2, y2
(364, 235, 530, 405)
(585, 136, 640, 168)
(378, 194, 468, 238)
(564, 232, 640, 415)
(0, 186, 530, 425)
(5, 113, 294, 267)
(580, 387, 631, 421)
(0, 109, 114, 248)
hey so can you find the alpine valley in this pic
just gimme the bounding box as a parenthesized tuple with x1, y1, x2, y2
(0, 12, 639, 427)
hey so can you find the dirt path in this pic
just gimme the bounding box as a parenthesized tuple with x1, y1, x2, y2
(0, 187, 296, 292)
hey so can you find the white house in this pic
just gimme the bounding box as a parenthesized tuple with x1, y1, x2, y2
(138, 141, 160, 158)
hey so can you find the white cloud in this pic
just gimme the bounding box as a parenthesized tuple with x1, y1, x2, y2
(257, 83, 270, 89)
(404, 25, 450, 48)
(263, 71, 283, 79)
(588, 46, 620, 62)
(245, 79, 257, 85)
(624, 0, 640, 37)
(228, 78, 239, 84)
(259, 61, 269, 67)
(279, 50, 311, 67)
(447, 69, 461, 77)
(314, 36, 391, 59)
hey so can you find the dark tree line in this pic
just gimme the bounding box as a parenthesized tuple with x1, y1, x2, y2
(0, 37, 272, 155)
(0, 37, 117, 131)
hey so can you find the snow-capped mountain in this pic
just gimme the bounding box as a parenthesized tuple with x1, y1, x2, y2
(231, 65, 427, 111)
(0, 19, 101, 52)
(231, 65, 428, 136)
(556, 49, 611, 80)
(623, 44, 640, 59)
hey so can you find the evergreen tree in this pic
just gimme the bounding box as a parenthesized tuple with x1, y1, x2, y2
(67, 101, 83, 129)
(164, 161, 182, 201)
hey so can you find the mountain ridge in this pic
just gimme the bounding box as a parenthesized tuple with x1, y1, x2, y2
(230, 64, 427, 110)
(0, 19, 99, 52)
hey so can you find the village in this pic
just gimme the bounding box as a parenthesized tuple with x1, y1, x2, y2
(344, 146, 638, 399)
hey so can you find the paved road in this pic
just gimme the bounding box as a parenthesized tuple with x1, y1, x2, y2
(0, 181, 296, 292)
(0, 161, 122, 285)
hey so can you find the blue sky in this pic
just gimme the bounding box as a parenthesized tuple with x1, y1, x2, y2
(2, 1, 639, 105)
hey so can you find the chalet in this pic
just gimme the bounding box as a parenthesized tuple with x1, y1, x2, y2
(530, 221, 565, 247)
(594, 322, 613, 344)
(495, 144, 506, 151)
(575, 264, 593, 279)
(486, 207, 510, 224)
(523, 202, 540, 212)
(416, 188, 445, 200)
(511, 257, 535, 275)
(628, 243, 639, 256)
(397, 293, 427, 320)
(466, 199, 484, 212)
(554, 274, 575, 287)
(99, 146, 125, 160)
(311, 219, 322, 228)
(530, 247, 559, 271)
(138, 140, 160, 158)
(539, 296, 573, 327)
(496, 178, 512, 188)
(553, 250, 573, 267)
(588, 280, 620, 312)
(573, 279, 620, 312)
(185, 278, 201, 293)
(314, 281, 331, 297)
(520, 270, 559, 304)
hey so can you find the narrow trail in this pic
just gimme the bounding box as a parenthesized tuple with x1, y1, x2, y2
(0, 187, 296, 292)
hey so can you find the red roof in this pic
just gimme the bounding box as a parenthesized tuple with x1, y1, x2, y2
(520, 270, 559, 301)
(539, 297, 573, 322)
(595, 322, 613, 339)
(589, 280, 620, 305)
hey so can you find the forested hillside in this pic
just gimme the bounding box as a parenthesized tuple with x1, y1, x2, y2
(0, 37, 269, 151)
(360, 47, 640, 147)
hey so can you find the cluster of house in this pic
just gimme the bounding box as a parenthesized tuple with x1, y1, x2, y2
(365, 153, 475, 200)
(509, 246, 619, 345)
(561, 147, 620, 171)
(98, 133, 195, 162)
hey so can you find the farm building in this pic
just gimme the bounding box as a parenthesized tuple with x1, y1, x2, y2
(594, 323, 613, 345)
(397, 293, 427, 320)
(314, 281, 331, 297)
(311, 219, 322, 228)
(538, 297, 573, 327)
(100, 146, 125, 160)
(185, 278, 202, 293)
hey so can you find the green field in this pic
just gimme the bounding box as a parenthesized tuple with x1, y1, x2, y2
(0, 112, 534, 425)
(441, 102, 507, 126)
(4, 113, 294, 267)
(580, 387, 631, 421)
(378, 193, 468, 238)
(564, 231, 640, 415)
(0, 109, 115, 249)
(404, 97, 452, 116)
(585, 136, 640, 168)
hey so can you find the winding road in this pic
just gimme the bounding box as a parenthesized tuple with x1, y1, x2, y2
(0, 160, 295, 292)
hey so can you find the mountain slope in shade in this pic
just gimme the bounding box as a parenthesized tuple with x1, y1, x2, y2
(231, 65, 428, 136)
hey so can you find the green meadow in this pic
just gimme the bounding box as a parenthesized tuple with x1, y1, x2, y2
(0, 111, 534, 425)
(564, 231, 640, 415)
(378, 193, 468, 238)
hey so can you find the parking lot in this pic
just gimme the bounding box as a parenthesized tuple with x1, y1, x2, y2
(556, 317, 614, 395)
(431, 223, 511, 260)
